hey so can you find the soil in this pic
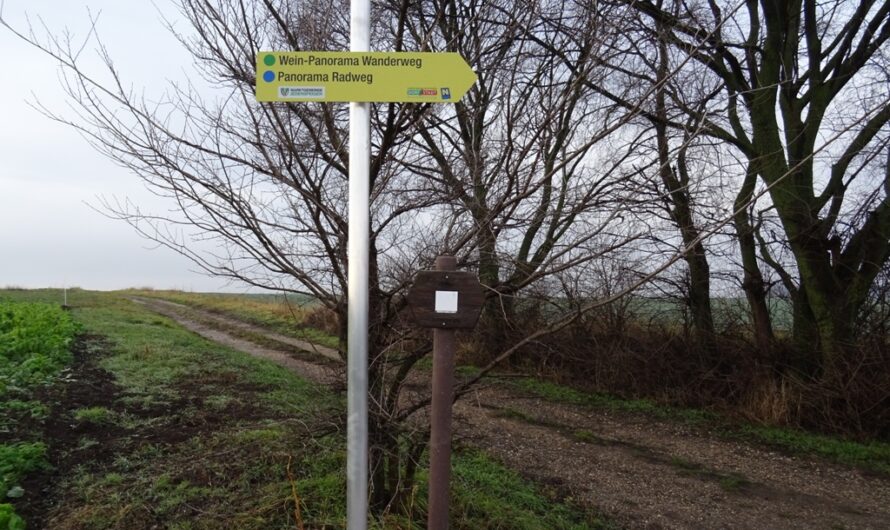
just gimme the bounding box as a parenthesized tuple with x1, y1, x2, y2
(11, 333, 279, 530)
(134, 298, 890, 529)
(13, 334, 124, 529)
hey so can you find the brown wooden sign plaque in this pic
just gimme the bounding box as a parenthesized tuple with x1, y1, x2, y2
(407, 270, 483, 329)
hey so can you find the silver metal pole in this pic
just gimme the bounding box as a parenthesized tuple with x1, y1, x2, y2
(347, 0, 370, 528)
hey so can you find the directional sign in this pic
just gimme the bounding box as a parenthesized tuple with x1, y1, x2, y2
(255, 52, 477, 103)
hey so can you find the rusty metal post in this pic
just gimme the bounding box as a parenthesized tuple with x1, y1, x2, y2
(428, 255, 457, 530)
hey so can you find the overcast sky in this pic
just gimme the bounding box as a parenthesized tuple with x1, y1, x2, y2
(0, 0, 251, 292)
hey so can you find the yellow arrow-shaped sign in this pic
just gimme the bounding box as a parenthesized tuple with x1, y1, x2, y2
(255, 52, 477, 103)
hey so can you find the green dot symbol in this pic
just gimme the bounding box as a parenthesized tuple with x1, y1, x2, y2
(263, 54, 276, 66)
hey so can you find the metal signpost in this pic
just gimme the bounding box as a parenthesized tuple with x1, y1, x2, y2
(407, 257, 483, 530)
(255, 2, 476, 527)
(347, 3, 371, 529)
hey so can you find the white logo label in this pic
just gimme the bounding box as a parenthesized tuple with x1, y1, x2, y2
(279, 86, 325, 99)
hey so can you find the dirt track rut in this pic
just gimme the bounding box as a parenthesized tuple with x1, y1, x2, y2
(133, 296, 890, 529)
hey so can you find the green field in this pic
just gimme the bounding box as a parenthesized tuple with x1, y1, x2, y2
(0, 289, 604, 529)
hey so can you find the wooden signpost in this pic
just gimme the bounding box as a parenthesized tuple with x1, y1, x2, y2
(407, 256, 483, 530)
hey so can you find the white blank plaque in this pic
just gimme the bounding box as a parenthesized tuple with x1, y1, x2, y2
(435, 291, 459, 313)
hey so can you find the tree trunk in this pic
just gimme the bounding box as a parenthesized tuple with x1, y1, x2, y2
(478, 220, 510, 359)
(734, 167, 775, 356)
(653, 22, 715, 349)
(365, 244, 407, 511)
(686, 242, 716, 348)
(767, 169, 856, 369)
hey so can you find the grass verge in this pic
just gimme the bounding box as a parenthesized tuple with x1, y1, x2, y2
(127, 289, 340, 349)
(507, 376, 890, 474)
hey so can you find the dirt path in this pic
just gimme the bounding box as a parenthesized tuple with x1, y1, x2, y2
(134, 297, 890, 529)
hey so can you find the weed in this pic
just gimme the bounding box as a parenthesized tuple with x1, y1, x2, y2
(74, 407, 115, 425)
(203, 394, 237, 410)
(0, 442, 47, 498)
(493, 407, 535, 423)
(0, 301, 77, 397)
(669, 456, 702, 472)
(101, 473, 124, 486)
(667, 455, 750, 492)
(0, 503, 26, 530)
(0, 400, 48, 421)
(232, 426, 283, 444)
(76, 438, 99, 451)
(573, 430, 599, 443)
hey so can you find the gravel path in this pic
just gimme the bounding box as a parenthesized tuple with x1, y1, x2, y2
(134, 296, 890, 529)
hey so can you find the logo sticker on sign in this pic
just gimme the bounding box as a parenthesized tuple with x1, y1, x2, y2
(279, 86, 325, 99)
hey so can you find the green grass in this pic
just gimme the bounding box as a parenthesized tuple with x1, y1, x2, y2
(73, 407, 115, 425)
(449, 450, 611, 529)
(0, 289, 606, 529)
(511, 376, 890, 474)
(511, 377, 715, 424)
(738, 424, 890, 473)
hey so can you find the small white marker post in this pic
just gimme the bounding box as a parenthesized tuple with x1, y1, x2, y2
(347, 0, 370, 528)
(435, 291, 459, 313)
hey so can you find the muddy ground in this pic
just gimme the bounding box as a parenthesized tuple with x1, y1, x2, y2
(12, 332, 289, 529)
(133, 297, 890, 529)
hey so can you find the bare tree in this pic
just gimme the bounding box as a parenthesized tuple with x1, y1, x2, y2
(622, 0, 890, 370)
(1, 0, 652, 513)
(396, 0, 647, 360)
(2, 0, 438, 511)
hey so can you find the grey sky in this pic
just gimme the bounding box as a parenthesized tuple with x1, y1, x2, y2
(0, 0, 248, 292)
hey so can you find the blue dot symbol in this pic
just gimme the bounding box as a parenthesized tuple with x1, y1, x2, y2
(263, 70, 275, 82)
